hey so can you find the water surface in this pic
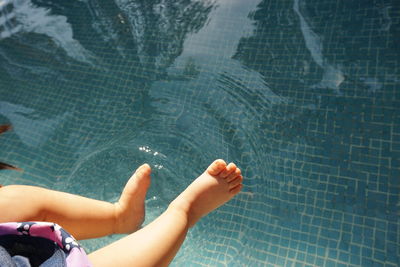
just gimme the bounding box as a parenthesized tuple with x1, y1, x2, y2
(0, 0, 399, 266)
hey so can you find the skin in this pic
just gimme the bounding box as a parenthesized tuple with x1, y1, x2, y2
(0, 160, 243, 266)
(0, 164, 151, 240)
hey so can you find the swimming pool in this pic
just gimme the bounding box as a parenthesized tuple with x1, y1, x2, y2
(0, 0, 399, 266)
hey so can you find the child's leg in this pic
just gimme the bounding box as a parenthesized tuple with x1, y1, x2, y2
(88, 159, 243, 267)
(0, 164, 151, 240)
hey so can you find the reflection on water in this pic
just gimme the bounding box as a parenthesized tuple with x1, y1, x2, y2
(0, 101, 69, 147)
(1, 0, 95, 64)
(0, 0, 214, 80)
(231, 0, 399, 266)
(293, 0, 344, 93)
(0, 0, 22, 39)
(0, 0, 399, 265)
(0, 0, 216, 188)
(84, 0, 215, 78)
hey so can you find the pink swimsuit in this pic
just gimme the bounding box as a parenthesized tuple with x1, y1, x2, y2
(0, 221, 92, 266)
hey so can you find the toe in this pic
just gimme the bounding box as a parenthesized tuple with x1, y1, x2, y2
(139, 163, 151, 175)
(134, 164, 151, 177)
(230, 184, 243, 194)
(220, 163, 237, 178)
(226, 168, 241, 182)
(207, 159, 227, 176)
(228, 175, 243, 189)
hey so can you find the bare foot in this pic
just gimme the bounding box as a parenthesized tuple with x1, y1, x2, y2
(170, 159, 243, 227)
(114, 164, 151, 234)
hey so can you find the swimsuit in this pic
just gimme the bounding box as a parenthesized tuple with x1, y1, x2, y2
(0, 221, 92, 267)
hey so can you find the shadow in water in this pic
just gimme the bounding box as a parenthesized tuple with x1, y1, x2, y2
(229, 0, 400, 261)
(0, 0, 216, 190)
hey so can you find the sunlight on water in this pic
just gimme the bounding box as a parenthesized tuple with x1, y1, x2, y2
(0, 0, 399, 266)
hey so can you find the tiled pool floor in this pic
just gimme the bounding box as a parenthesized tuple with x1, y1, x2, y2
(0, 0, 399, 266)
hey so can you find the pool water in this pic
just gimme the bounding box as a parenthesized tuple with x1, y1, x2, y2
(0, 0, 399, 266)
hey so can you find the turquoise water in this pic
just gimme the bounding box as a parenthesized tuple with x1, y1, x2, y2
(0, 0, 399, 266)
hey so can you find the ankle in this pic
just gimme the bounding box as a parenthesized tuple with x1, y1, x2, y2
(168, 198, 193, 222)
(169, 197, 201, 228)
(112, 201, 140, 234)
(168, 197, 189, 215)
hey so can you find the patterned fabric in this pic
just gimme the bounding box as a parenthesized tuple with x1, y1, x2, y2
(0, 222, 92, 267)
(0, 245, 31, 267)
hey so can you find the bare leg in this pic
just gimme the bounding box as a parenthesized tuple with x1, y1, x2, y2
(88, 159, 243, 267)
(0, 164, 151, 240)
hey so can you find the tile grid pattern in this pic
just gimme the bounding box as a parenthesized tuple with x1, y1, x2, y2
(0, 0, 399, 266)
